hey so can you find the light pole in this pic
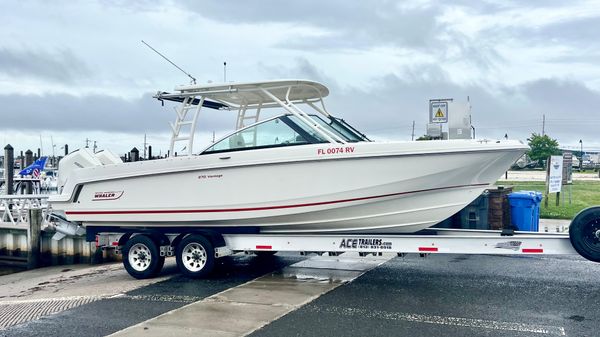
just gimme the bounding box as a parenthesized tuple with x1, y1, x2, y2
(579, 139, 583, 171)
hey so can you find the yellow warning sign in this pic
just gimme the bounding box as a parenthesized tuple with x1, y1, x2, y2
(430, 101, 448, 123)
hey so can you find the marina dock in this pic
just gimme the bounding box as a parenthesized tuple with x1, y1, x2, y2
(0, 195, 116, 270)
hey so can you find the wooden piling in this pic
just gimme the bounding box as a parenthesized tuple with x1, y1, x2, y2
(3, 144, 14, 195)
(27, 208, 42, 269)
(130, 147, 139, 162)
(24, 150, 33, 194)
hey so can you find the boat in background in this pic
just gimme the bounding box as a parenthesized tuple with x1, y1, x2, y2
(48, 80, 527, 235)
(1, 156, 57, 194)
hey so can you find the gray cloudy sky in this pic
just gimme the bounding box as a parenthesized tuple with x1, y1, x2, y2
(1, 0, 599, 155)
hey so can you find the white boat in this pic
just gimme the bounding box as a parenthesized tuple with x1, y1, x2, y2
(48, 80, 527, 234)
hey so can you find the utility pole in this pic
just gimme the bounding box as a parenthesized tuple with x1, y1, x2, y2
(542, 114, 545, 136)
(224, 61, 227, 82)
(579, 139, 583, 172)
(93, 141, 97, 153)
(85, 138, 90, 148)
(411, 121, 415, 141)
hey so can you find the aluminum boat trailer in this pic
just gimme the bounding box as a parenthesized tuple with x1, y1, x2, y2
(87, 207, 600, 279)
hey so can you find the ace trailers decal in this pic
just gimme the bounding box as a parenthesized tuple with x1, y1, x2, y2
(339, 238, 392, 250)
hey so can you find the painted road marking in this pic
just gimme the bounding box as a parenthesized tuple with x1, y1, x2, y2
(108, 252, 394, 337)
(307, 305, 566, 336)
(0, 294, 204, 330)
(0, 296, 101, 330)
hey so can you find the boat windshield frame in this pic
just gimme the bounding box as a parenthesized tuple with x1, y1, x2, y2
(201, 113, 371, 155)
(154, 80, 369, 156)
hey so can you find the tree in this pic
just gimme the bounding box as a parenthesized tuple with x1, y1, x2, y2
(527, 133, 560, 167)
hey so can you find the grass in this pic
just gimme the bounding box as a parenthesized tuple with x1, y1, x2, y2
(497, 181, 600, 219)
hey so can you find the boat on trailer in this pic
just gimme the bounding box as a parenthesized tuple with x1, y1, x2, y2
(48, 79, 527, 235)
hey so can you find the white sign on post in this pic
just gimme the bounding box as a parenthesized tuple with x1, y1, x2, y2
(548, 155, 563, 193)
(430, 101, 448, 123)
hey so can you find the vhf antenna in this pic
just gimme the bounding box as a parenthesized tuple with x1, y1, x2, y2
(141, 40, 197, 84)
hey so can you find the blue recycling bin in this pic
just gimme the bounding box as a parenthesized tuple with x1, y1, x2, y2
(508, 191, 543, 231)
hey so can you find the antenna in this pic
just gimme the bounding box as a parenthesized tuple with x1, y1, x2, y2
(141, 40, 197, 84)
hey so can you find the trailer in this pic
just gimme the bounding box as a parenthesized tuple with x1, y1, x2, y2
(87, 207, 600, 279)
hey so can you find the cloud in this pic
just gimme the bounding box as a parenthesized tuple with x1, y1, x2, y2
(0, 48, 91, 83)
(179, 0, 442, 49)
(257, 58, 336, 86)
(0, 92, 237, 134)
(256, 59, 600, 147)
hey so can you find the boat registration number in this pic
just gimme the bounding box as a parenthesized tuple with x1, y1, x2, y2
(317, 146, 355, 155)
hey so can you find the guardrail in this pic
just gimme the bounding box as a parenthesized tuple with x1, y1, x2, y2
(0, 195, 50, 225)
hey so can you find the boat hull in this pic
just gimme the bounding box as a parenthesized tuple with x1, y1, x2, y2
(50, 141, 526, 233)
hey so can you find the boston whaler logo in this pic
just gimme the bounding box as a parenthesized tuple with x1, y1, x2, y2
(494, 241, 522, 251)
(93, 191, 124, 201)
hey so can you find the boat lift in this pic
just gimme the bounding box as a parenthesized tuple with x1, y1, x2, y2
(90, 206, 600, 279)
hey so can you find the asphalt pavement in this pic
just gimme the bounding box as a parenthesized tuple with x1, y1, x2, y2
(251, 254, 599, 337)
(0, 254, 304, 337)
(1, 253, 599, 337)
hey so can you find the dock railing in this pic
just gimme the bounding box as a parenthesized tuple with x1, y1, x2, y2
(0, 195, 119, 269)
(0, 194, 50, 226)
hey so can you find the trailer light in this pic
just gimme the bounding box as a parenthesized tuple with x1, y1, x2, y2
(522, 248, 544, 253)
(419, 247, 438, 252)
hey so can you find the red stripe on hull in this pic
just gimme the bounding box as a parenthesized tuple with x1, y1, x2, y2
(65, 183, 488, 216)
(522, 248, 543, 253)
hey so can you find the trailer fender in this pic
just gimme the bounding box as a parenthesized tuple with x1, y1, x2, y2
(171, 230, 226, 252)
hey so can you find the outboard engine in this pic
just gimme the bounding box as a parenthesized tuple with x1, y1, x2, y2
(45, 212, 86, 240)
(56, 148, 102, 193)
(50, 148, 122, 240)
(95, 149, 124, 165)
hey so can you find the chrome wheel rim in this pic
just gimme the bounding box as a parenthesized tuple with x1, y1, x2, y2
(128, 243, 152, 272)
(182, 242, 207, 272)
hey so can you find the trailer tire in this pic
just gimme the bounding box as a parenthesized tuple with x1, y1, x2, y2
(123, 235, 164, 279)
(176, 235, 215, 279)
(569, 207, 600, 262)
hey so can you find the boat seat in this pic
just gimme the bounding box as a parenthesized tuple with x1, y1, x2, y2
(229, 133, 246, 149)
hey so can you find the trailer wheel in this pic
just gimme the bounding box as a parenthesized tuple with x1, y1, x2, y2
(569, 207, 600, 262)
(176, 235, 215, 278)
(123, 235, 164, 279)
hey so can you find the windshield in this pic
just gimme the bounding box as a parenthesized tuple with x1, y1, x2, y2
(202, 114, 367, 154)
(203, 116, 325, 154)
(288, 115, 368, 142)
